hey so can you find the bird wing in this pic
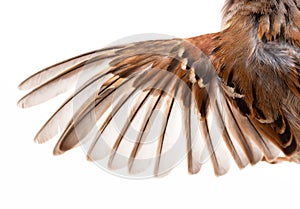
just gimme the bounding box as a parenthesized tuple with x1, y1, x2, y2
(18, 37, 281, 177)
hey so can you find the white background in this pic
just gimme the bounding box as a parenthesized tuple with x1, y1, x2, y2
(2, 0, 300, 209)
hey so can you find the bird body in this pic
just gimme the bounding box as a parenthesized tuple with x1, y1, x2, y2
(18, 0, 300, 177)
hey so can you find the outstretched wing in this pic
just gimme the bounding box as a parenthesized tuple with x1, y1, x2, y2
(18, 37, 280, 177)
